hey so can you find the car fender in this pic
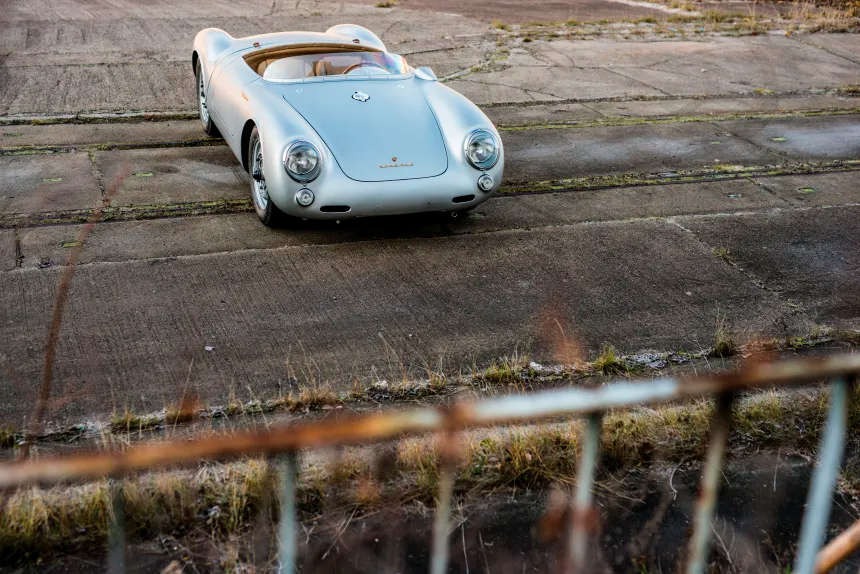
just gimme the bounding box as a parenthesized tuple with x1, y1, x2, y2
(234, 81, 337, 211)
(192, 28, 235, 84)
(417, 80, 505, 179)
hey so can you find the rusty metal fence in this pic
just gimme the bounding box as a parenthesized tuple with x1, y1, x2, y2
(1, 354, 859, 573)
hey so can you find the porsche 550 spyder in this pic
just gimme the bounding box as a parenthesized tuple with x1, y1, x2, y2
(192, 24, 503, 226)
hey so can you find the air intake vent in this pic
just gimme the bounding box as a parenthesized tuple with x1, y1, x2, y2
(452, 195, 475, 204)
(320, 205, 351, 213)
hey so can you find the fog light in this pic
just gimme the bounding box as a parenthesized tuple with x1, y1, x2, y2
(477, 173, 494, 192)
(295, 188, 314, 207)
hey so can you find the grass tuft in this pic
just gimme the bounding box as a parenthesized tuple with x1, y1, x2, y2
(593, 344, 628, 375)
(478, 354, 533, 386)
(711, 318, 737, 358)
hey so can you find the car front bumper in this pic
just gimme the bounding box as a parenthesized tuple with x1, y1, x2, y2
(265, 160, 504, 220)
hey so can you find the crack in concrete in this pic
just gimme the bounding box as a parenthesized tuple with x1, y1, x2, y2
(600, 66, 673, 97)
(668, 217, 813, 323)
(787, 35, 860, 68)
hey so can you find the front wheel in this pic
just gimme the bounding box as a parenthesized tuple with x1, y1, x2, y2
(248, 127, 288, 227)
(196, 61, 220, 137)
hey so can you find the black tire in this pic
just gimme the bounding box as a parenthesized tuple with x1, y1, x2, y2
(196, 61, 220, 137)
(248, 126, 288, 227)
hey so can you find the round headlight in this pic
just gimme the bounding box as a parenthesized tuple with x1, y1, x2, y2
(464, 129, 500, 170)
(283, 141, 321, 183)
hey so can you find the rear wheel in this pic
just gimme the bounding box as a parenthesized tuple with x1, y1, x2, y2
(196, 61, 220, 137)
(248, 127, 288, 227)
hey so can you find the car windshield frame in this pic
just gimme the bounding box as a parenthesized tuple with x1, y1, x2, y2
(257, 49, 413, 84)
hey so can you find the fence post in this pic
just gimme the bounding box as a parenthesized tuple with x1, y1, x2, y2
(430, 429, 459, 574)
(686, 392, 734, 574)
(278, 451, 298, 574)
(107, 478, 125, 574)
(793, 377, 850, 574)
(566, 412, 603, 574)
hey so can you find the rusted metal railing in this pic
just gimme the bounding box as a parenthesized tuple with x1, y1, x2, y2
(1, 354, 858, 573)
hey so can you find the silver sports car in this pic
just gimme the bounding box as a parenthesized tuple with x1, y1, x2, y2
(192, 24, 504, 226)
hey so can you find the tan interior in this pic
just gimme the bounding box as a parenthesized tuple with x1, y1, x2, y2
(244, 43, 383, 77)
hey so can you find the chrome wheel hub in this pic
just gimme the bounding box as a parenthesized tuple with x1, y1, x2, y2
(198, 72, 209, 125)
(252, 139, 268, 209)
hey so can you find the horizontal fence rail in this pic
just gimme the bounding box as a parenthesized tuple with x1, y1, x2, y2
(0, 354, 858, 574)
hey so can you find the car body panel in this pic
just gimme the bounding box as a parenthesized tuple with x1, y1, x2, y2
(192, 25, 504, 221)
(279, 80, 448, 182)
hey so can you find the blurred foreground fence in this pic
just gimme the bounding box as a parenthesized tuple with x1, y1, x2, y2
(1, 354, 859, 573)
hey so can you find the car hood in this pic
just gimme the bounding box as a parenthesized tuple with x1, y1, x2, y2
(280, 80, 448, 182)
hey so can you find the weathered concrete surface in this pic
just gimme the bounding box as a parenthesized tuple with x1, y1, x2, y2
(13, 178, 784, 268)
(3, 1, 860, 115)
(0, 230, 14, 272)
(0, 152, 102, 213)
(585, 94, 860, 119)
(0, 121, 212, 148)
(5, 114, 855, 216)
(0, 219, 809, 423)
(1, 1, 859, 431)
(796, 33, 860, 67)
(717, 114, 860, 159)
(448, 36, 860, 104)
(343, 0, 667, 23)
(0, 1, 496, 115)
(502, 120, 781, 182)
(95, 146, 249, 206)
(680, 205, 860, 330)
(753, 171, 860, 207)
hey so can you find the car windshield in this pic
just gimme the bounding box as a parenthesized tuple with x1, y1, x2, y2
(260, 51, 409, 80)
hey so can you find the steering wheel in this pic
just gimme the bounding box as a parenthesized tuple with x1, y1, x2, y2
(342, 61, 389, 75)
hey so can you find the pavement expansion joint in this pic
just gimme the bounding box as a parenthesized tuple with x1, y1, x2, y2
(2, 161, 858, 230)
(1, 87, 857, 126)
(2, 109, 858, 156)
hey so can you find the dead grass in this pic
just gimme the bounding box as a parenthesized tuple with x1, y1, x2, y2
(476, 353, 534, 386)
(4, 386, 854, 560)
(711, 316, 737, 358)
(109, 410, 160, 434)
(593, 344, 629, 375)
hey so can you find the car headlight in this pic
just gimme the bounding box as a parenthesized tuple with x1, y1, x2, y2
(464, 129, 500, 170)
(283, 141, 321, 183)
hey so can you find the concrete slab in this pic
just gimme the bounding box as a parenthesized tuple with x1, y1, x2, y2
(14, 178, 785, 268)
(0, 121, 213, 149)
(95, 146, 249, 207)
(716, 114, 860, 159)
(529, 37, 860, 96)
(0, 4, 494, 115)
(0, 218, 807, 424)
(0, 152, 102, 214)
(343, 0, 666, 23)
(794, 34, 860, 67)
(446, 65, 663, 104)
(680, 205, 860, 330)
(486, 103, 606, 126)
(587, 95, 860, 119)
(0, 230, 15, 271)
(502, 121, 780, 182)
(752, 171, 860, 208)
(0, 63, 196, 116)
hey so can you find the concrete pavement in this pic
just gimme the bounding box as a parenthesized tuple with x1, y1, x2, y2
(1, 1, 859, 427)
